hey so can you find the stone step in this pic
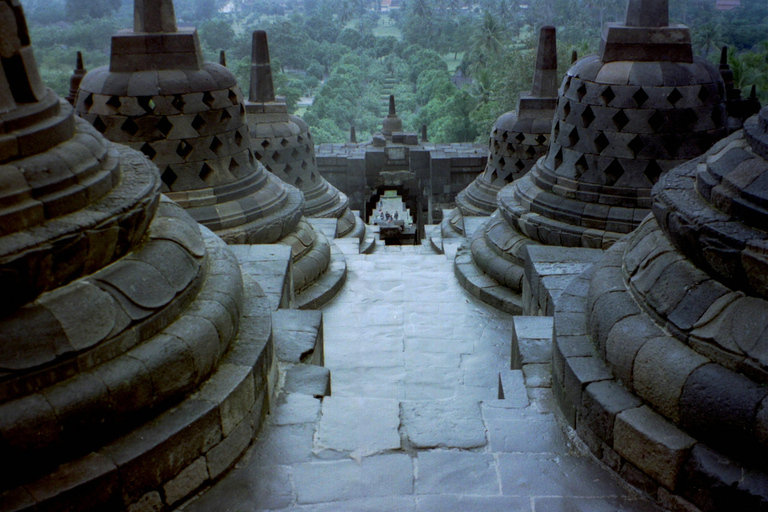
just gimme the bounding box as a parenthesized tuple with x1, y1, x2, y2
(462, 216, 490, 238)
(453, 241, 523, 316)
(523, 245, 603, 316)
(360, 223, 377, 254)
(512, 316, 554, 389)
(307, 217, 339, 240)
(427, 224, 444, 254)
(295, 236, 347, 310)
(2, 255, 277, 512)
(231, 244, 292, 311)
(284, 365, 331, 397)
(497, 370, 529, 408)
(272, 309, 324, 366)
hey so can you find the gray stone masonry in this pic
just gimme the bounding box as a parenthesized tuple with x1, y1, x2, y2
(179, 243, 663, 512)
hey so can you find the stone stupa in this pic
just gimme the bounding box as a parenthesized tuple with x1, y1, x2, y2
(552, 105, 768, 511)
(0, 2, 273, 509)
(457, 0, 728, 313)
(442, 26, 559, 239)
(74, 0, 338, 302)
(246, 31, 363, 240)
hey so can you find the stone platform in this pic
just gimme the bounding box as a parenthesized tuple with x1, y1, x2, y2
(177, 240, 663, 512)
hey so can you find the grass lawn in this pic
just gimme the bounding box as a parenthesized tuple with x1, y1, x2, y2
(442, 52, 465, 72)
(373, 14, 402, 39)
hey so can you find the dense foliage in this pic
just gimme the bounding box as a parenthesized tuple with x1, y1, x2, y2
(25, 0, 768, 144)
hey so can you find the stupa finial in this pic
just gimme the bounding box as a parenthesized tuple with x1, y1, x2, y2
(250, 30, 275, 103)
(624, 0, 669, 28)
(134, 0, 177, 33)
(530, 26, 557, 98)
(389, 95, 396, 116)
(0, 0, 46, 111)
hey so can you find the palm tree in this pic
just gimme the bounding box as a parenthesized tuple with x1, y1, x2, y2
(468, 11, 507, 72)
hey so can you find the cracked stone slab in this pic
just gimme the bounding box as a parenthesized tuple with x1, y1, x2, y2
(315, 396, 401, 457)
(400, 399, 487, 449)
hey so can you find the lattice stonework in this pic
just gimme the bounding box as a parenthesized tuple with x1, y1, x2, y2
(77, 86, 252, 193)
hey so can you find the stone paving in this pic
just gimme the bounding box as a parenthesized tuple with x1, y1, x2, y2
(181, 244, 664, 512)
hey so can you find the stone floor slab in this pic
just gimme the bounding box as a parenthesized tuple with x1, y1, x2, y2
(415, 451, 499, 495)
(531, 497, 664, 512)
(487, 419, 568, 453)
(184, 464, 293, 512)
(271, 393, 322, 426)
(283, 496, 418, 512)
(252, 423, 316, 466)
(416, 495, 533, 512)
(292, 454, 414, 504)
(315, 396, 401, 456)
(498, 453, 632, 498)
(400, 399, 487, 449)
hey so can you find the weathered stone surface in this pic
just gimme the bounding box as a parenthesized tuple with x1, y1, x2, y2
(271, 393, 321, 426)
(292, 454, 414, 504)
(614, 406, 696, 489)
(284, 365, 331, 397)
(498, 369, 529, 407)
(315, 397, 400, 456)
(678, 443, 768, 512)
(633, 336, 708, 422)
(680, 363, 768, 462)
(162, 457, 208, 506)
(581, 380, 642, 445)
(400, 399, 487, 449)
(498, 453, 632, 497)
(415, 451, 499, 495)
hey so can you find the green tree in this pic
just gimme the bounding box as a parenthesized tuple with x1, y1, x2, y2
(65, 0, 120, 20)
(199, 19, 235, 52)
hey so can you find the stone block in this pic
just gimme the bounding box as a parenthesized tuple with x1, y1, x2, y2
(498, 370, 529, 408)
(162, 457, 209, 507)
(581, 380, 642, 446)
(101, 399, 221, 505)
(400, 399, 486, 449)
(562, 356, 612, 415)
(24, 452, 120, 512)
(678, 443, 768, 512)
(522, 363, 551, 388)
(614, 406, 696, 490)
(283, 365, 331, 397)
(206, 416, 254, 479)
(603, 314, 660, 388)
(679, 363, 767, 462)
(633, 336, 708, 422)
(315, 397, 401, 456)
(126, 492, 163, 512)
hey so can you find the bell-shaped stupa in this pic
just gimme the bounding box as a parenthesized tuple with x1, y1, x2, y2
(0, 2, 273, 509)
(246, 31, 363, 239)
(442, 26, 558, 239)
(74, 0, 338, 301)
(458, 0, 728, 313)
(552, 106, 768, 510)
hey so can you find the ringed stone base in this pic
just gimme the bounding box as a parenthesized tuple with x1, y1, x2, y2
(551, 232, 768, 512)
(0, 231, 276, 512)
(454, 240, 523, 316)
